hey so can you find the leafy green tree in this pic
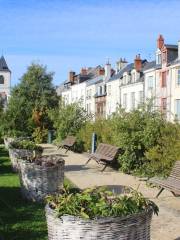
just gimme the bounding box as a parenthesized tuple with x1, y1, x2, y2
(49, 102, 89, 142)
(1, 63, 59, 142)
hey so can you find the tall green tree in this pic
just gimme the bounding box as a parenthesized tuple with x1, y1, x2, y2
(2, 63, 59, 142)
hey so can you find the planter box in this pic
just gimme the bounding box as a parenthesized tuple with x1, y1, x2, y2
(45, 205, 153, 240)
(19, 155, 64, 202)
(8, 148, 41, 172)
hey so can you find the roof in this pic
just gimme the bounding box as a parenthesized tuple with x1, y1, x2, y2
(165, 44, 178, 50)
(109, 63, 134, 82)
(143, 61, 156, 71)
(86, 75, 103, 86)
(0, 56, 10, 72)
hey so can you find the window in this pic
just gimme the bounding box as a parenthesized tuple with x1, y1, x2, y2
(107, 85, 111, 96)
(139, 91, 143, 105)
(147, 76, 153, 89)
(98, 86, 102, 95)
(175, 99, 180, 119)
(157, 53, 162, 65)
(161, 98, 167, 111)
(89, 103, 91, 114)
(0, 75, 4, 84)
(123, 75, 127, 85)
(89, 89, 92, 98)
(177, 69, 180, 86)
(131, 92, 135, 109)
(162, 51, 167, 63)
(161, 72, 167, 87)
(123, 93, 127, 108)
(132, 72, 136, 83)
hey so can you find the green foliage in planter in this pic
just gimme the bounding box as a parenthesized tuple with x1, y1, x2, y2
(9, 140, 43, 152)
(46, 186, 158, 220)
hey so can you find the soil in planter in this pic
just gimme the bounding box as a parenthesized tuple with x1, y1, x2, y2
(22, 155, 63, 168)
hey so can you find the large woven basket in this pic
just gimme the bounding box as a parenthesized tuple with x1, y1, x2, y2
(8, 148, 38, 172)
(45, 205, 153, 240)
(18, 155, 64, 202)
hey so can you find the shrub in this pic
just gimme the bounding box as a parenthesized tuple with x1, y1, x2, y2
(110, 107, 165, 173)
(46, 186, 158, 219)
(9, 140, 43, 152)
(32, 127, 48, 144)
(143, 122, 180, 177)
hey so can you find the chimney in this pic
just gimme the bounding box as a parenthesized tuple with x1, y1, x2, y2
(157, 34, 164, 50)
(80, 67, 87, 75)
(97, 67, 105, 76)
(134, 54, 142, 72)
(68, 71, 75, 83)
(104, 62, 111, 80)
(178, 40, 180, 61)
(116, 58, 128, 72)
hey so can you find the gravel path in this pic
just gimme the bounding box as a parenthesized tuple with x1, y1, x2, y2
(42, 144, 180, 240)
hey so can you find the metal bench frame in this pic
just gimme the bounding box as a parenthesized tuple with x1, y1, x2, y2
(148, 161, 180, 198)
(85, 143, 119, 172)
(57, 136, 76, 153)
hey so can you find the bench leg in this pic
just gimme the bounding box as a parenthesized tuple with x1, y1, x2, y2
(101, 164, 107, 172)
(171, 191, 180, 197)
(85, 157, 91, 165)
(156, 187, 164, 198)
(65, 147, 69, 154)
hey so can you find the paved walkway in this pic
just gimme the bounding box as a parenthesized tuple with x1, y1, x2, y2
(42, 144, 180, 240)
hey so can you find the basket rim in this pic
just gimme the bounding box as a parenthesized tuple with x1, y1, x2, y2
(45, 203, 153, 223)
(19, 156, 65, 169)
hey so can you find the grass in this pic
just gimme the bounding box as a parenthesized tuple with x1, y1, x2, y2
(0, 146, 47, 240)
(0, 146, 78, 240)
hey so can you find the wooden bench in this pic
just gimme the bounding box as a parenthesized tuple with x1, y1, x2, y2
(57, 136, 76, 153)
(148, 161, 180, 198)
(85, 143, 119, 172)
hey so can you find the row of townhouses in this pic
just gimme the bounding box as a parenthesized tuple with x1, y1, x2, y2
(58, 35, 180, 122)
(0, 56, 11, 106)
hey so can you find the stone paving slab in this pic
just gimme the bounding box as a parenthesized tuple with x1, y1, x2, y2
(42, 144, 180, 240)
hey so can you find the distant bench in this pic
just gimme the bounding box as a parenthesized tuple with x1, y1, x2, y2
(148, 161, 180, 198)
(86, 143, 120, 172)
(57, 136, 76, 153)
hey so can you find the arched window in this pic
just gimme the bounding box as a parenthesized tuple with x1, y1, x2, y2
(0, 75, 4, 84)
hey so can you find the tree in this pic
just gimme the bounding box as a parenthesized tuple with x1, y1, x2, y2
(2, 63, 59, 142)
(49, 102, 89, 142)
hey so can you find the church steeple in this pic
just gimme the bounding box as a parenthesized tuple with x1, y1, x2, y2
(0, 55, 10, 72)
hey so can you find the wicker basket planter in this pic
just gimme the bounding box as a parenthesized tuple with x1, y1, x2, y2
(45, 205, 153, 240)
(8, 148, 41, 172)
(18, 155, 65, 202)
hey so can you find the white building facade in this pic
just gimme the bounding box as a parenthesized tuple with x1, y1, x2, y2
(59, 35, 180, 123)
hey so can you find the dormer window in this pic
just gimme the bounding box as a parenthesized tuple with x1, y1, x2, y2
(156, 53, 162, 65)
(0, 75, 4, 84)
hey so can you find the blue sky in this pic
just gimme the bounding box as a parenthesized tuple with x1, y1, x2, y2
(1, 0, 180, 86)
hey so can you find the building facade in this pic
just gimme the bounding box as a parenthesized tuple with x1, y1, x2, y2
(0, 56, 11, 107)
(59, 35, 180, 122)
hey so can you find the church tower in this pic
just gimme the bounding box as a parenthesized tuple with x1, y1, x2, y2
(0, 56, 11, 106)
